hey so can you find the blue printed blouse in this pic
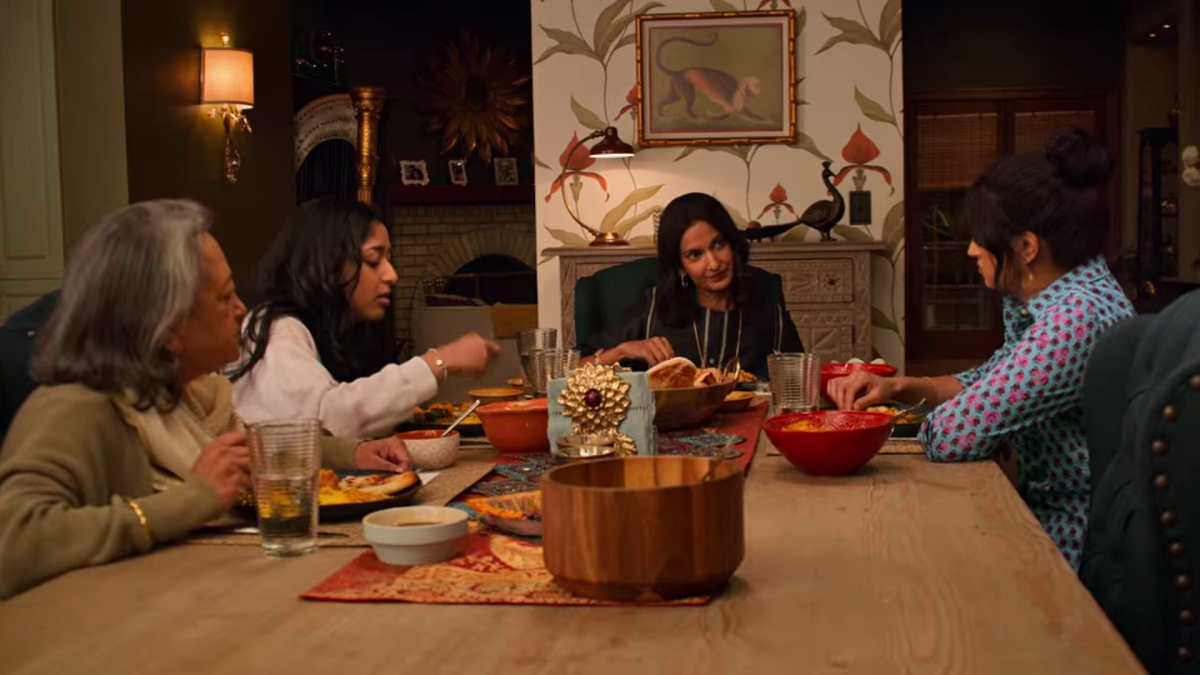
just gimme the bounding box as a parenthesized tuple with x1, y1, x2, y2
(917, 257, 1134, 570)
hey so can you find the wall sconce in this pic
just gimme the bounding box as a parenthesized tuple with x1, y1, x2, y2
(558, 126, 637, 246)
(202, 32, 254, 183)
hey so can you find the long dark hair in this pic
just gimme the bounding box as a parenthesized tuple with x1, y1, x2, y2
(654, 192, 754, 327)
(962, 126, 1113, 289)
(229, 198, 385, 383)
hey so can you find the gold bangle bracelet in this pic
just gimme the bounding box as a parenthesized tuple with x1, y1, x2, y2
(923, 376, 938, 403)
(123, 496, 152, 540)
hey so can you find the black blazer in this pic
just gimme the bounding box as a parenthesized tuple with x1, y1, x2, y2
(1081, 289, 1200, 674)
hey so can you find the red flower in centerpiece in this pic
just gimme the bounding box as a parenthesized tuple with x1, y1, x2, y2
(616, 86, 638, 120)
(544, 132, 610, 203)
(832, 125, 894, 195)
(757, 183, 797, 219)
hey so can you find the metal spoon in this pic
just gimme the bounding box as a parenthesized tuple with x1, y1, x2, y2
(723, 356, 743, 384)
(442, 400, 482, 437)
(889, 398, 927, 420)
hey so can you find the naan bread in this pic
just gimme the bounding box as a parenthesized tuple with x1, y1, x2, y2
(647, 356, 698, 389)
(339, 472, 418, 496)
(693, 367, 724, 387)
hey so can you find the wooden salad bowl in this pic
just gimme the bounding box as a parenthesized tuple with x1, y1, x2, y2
(652, 380, 737, 431)
(541, 456, 745, 602)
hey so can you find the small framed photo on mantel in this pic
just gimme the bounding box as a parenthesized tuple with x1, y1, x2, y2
(493, 157, 519, 186)
(400, 160, 430, 186)
(448, 159, 468, 186)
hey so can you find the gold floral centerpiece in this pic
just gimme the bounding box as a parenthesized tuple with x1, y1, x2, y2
(556, 363, 637, 456)
(417, 31, 531, 164)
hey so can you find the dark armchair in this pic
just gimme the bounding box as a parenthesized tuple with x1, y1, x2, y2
(1081, 289, 1200, 674)
(0, 290, 60, 444)
(573, 257, 786, 351)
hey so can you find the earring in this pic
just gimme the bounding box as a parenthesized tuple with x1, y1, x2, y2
(679, 272, 689, 288)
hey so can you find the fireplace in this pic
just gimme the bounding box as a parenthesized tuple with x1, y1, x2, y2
(390, 203, 536, 357)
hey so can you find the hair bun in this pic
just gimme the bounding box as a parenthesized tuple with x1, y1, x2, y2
(1045, 126, 1113, 188)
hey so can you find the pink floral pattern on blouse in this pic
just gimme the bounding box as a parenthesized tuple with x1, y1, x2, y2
(918, 257, 1134, 571)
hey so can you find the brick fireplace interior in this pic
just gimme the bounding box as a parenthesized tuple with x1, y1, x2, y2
(390, 203, 537, 358)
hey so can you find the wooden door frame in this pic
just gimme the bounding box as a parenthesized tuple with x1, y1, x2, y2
(904, 86, 1121, 360)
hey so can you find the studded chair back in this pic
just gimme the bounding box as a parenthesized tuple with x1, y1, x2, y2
(1081, 289, 1200, 674)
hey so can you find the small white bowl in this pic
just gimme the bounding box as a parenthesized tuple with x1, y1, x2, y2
(395, 429, 460, 470)
(362, 506, 468, 566)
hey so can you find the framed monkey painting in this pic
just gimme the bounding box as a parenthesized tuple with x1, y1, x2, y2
(635, 10, 796, 147)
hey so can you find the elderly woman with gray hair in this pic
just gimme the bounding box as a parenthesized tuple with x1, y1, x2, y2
(0, 199, 412, 598)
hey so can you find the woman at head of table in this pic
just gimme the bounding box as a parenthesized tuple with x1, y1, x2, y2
(228, 198, 502, 439)
(828, 127, 1135, 571)
(0, 200, 414, 599)
(579, 192, 804, 380)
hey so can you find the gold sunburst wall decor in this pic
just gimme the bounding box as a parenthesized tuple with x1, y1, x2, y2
(417, 32, 531, 164)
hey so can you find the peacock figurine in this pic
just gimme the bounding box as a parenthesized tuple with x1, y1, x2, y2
(745, 161, 846, 242)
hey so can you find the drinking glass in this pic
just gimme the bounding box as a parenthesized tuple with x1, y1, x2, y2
(767, 353, 820, 414)
(529, 348, 580, 397)
(517, 328, 558, 397)
(247, 419, 321, 557)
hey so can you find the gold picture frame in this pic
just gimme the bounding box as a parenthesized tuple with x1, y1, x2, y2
(635, 10, 796, 147)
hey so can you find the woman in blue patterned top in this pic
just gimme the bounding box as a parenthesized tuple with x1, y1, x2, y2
(829, 127, 1135, 570)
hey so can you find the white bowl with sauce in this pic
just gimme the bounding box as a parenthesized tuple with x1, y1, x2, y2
(362, 506, 469, 566)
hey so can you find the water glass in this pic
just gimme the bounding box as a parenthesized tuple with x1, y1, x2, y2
(767, 353, 820, 414)
(517, 328, 558, 397)
(529, 348, 580, 396)
(247, 419, 321, 557)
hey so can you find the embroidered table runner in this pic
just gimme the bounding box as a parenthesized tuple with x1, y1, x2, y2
(300, 522, 712, 606)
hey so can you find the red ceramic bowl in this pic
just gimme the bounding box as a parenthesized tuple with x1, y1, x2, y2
(762, 410, 895, 476)
(476, 398, 551, 454)
(820, 362, 898, 406)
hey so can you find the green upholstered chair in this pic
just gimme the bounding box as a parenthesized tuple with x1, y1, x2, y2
(573, 256, 784, 350)
(0, 290, 59, 444)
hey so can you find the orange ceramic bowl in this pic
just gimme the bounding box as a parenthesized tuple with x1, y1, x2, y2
(819, 362, 898, 407)
(476, 398, 551, 454)
(763, 410, 894, 476)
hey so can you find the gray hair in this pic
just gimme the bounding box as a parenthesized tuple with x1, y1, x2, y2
(31, 199, 213, 410)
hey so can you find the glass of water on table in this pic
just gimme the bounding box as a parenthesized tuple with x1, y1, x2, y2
(767, 353, 820, 414)
(247, 419, 321, 557)
(517, 328, 557, 397)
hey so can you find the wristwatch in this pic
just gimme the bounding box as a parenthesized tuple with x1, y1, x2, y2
(426, 348, 448, 382)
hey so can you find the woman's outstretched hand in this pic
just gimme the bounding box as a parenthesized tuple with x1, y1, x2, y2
(827, 370, 899, 411)
(602, 337, 675, 366)
(425, 332, 502, 379)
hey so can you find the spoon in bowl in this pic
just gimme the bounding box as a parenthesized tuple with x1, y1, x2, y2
(441, 400, 482, 438)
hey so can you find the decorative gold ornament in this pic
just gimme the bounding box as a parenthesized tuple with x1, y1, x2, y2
(557, 363, 636, 456)
(417, 32, 530, 164)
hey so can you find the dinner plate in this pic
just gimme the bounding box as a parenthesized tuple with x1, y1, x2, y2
(235, 470, 424, 524)
(883, 404, 932, 438)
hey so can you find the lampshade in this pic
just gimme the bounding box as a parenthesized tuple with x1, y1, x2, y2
(590, 126, 634, 158)
(201, 48, 254, 107)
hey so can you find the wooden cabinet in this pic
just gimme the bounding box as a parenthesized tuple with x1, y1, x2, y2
(543, 242, 884, 364)
(904, 88, 1117, 359)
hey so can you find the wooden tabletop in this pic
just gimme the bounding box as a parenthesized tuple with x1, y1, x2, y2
(0, 453, 1143, 674)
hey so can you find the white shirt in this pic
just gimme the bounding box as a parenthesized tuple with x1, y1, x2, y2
(231, 317, 439, 439)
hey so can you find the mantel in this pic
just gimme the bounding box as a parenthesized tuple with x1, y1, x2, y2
(391, 184, 534, 206)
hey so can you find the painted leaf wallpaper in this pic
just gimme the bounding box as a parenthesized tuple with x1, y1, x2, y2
(532, 0, 906, 368)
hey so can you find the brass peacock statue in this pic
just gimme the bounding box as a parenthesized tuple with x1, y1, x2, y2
(745, 161, 846, 242)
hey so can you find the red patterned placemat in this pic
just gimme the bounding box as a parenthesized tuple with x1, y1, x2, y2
(656, 401, 769, 473)
(301, 523, 712, 606)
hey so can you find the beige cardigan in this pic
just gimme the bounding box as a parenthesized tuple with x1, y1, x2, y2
(0, 381, 358, 599)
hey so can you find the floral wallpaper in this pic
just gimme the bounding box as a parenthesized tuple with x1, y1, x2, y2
(532, 0, 906, 368)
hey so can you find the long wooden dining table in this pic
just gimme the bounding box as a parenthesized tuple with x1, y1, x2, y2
(0, 440, 1144, 674)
